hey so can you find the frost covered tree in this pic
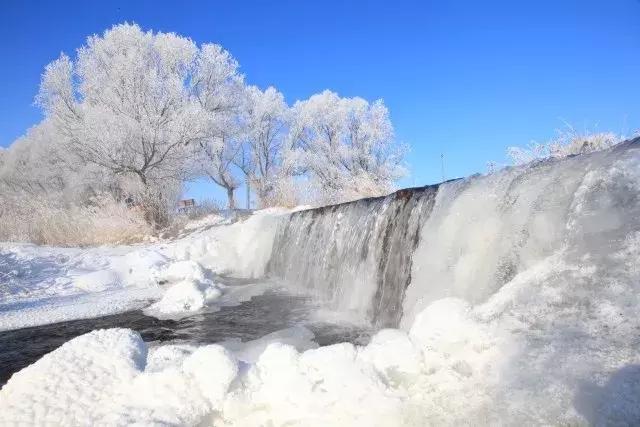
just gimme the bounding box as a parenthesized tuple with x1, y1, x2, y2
(193, 115, 243, 209)
(0, 121, 65, 196)
(0, 120, 108, 200)
(191, 43, 245, 208)
(235, 86, 291, 207)
(290, 90, 406, 203)
(4, 21, 410, 243)
(36, 23, 208, 225)
(0, 119, 155, 245)
(191, 43, 244, 116)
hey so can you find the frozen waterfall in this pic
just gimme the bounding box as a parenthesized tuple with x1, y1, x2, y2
(267, 137, 640, 329)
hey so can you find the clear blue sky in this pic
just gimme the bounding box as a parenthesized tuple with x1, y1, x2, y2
(1, 0, 639, 204)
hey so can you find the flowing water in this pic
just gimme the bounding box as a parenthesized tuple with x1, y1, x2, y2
(268, 185, 440, 327)
(0, 282, 373, 385)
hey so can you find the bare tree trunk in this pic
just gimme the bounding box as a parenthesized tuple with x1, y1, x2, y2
(136, 173, 169, 229)
(227, 187, 236, 210)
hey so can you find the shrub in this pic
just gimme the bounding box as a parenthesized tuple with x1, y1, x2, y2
(507, 127, 622, 165)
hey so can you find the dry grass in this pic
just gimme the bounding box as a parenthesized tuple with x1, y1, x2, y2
(0, 194, 152, 246)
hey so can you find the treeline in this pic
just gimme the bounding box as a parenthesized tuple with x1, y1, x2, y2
(0, 23, 406, 244)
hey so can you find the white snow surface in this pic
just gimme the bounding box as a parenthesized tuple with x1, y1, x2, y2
(0, 208, 287, 331)
(181, 213, 227, 231)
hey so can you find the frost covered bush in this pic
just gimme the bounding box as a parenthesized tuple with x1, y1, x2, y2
(0, 121, 155, 245)
(507, 127, 622, 165)
(257, 175, 306, 208)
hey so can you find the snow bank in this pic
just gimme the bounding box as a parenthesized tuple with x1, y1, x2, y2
(182, 213, 226, 231)
(0, 208, 288, 330)
(0, 324, 417, 426)
(168, 208, 287, 278)
(0, 302, 507, 425)
(0, 287, 162, 331)
(0, 243, 168, 330)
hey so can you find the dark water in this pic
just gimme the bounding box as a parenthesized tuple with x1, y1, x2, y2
(0, 288, 372, 386)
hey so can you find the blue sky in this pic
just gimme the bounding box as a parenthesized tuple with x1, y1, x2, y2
(1, 0, 639, 204)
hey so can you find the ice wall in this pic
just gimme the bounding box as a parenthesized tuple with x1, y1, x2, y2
(405, 137, 640, 326)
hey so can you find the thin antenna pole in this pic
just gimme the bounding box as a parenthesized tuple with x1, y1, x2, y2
(441, 153, 445, 182)
(246, 178, 250, 209)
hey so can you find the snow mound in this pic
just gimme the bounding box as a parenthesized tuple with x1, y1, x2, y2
(145, 279, 223, 316)
(120, 248, 169, 285)
(359, 328, 422, 378)
(0, 329, 239, 426)
(0, 329, 146, 425)
(72, 269, 121, 292)
(101, 345, 238, 426)
(159, 259, 208, 283)
(221, 326, 319, 363)
(143, 259, 225, 317)
(146, 344, 197, 372)
(223, 341, 406, 427)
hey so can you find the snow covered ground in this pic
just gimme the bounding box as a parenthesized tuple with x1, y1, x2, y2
(0, 209, 285, 331)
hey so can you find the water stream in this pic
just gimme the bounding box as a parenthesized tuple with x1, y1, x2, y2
(0, 282, 372, 385)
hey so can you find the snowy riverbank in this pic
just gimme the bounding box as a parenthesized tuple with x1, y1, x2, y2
(0, 209, 286, 331)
